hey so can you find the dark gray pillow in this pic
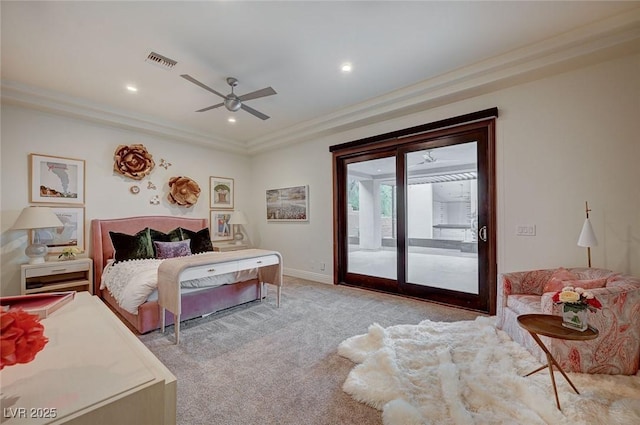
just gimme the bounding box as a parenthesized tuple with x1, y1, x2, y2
(109, 228, 154, 263)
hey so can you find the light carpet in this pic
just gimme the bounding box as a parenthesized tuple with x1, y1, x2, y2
(338, 316, 640, 425)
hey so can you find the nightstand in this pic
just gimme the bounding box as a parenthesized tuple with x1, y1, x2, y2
(21, 257, 93, 295)
(212, 243, 249, 252)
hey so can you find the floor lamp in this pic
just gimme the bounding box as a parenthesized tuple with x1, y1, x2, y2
(577, 201, 598, 267)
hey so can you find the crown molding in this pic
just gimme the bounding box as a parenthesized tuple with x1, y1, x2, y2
(1, 81, 248, 155)
(246, 8, 640, 154)
(2, 8, 638, 156)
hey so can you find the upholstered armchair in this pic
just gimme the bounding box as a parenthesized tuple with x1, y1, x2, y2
(497, 267, 640, 375)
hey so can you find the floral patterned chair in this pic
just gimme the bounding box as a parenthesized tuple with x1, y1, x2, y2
(497, 267, 640, 375)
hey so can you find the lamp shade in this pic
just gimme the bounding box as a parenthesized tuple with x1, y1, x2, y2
(12, 207, 63, 230)
(229, 211, 248, 225)
(577, 218, 598, 247)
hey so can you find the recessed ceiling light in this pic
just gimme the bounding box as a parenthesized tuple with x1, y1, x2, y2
(227, 117, 236, 123)
(341, 63, 352, 73)
(126, 85, 138, 92)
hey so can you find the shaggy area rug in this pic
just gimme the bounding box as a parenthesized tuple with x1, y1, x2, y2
(338, 317, 640, 425)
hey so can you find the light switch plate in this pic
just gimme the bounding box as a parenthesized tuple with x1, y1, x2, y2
(516, 225, 536, 236)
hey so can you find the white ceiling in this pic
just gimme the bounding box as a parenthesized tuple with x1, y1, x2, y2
(2, 2, 639, 155)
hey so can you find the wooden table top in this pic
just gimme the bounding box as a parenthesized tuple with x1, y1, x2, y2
(517, 314, 599, 341)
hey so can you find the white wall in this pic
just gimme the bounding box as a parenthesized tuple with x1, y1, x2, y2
(248, 136, 335, 283)
(1, 105, 252, 295)
(250, 52, 640, 280)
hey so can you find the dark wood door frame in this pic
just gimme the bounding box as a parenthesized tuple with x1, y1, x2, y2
(331, 109, 498, 314)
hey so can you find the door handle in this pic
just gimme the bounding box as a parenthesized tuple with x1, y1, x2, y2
(479, 226, 487, 242)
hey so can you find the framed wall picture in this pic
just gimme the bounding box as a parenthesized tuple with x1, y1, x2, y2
(31, 207, 85, 253)
(266, 185, 309, 222)
(30, 154, 85, 205)
(210, 176, 234, 209)
(210, 210, 234, 242)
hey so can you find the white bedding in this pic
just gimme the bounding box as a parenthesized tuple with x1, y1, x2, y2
(101, 257, 258, 314)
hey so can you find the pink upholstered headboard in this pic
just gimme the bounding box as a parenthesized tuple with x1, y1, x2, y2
(90, 216, 209, 295)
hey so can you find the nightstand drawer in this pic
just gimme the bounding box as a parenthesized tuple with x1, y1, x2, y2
(21, 258, 94, 295)
(25, 262, 90, 278)
(213, 243, 248, 252)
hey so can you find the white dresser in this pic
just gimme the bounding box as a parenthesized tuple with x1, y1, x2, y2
(0, 292, 176, 425)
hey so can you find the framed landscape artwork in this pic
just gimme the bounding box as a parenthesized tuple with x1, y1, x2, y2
(210, 176, 234, 209)
(266, 185, 309, 222)
(30, 154, 85, 205)
(210, 210, 234, 242)
(31, 207, 85, 253)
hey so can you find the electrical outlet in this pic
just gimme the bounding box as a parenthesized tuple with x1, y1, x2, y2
(320, 262, 326, 271)
(516, 225, 536, 236)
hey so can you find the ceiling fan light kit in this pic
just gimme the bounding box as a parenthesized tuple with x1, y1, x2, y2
(181, 74, 276, 120)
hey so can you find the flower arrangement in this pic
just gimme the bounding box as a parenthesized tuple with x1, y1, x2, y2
(58, 246, 80, 260)
(1, 309, 49, 370)
(552, 286, 602, 312)
(553, 286, 602, 331)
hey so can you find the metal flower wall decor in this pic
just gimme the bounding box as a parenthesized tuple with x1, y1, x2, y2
(113, 144, 155, 180)
(167, 176, 201, 207)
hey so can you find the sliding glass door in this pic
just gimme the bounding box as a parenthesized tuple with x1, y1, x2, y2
(333, 119, 496, 313)
(405, 142, 479, 294)
(347, 155, 397, 280)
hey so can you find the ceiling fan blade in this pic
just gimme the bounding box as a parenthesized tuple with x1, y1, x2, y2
(238, 87, 276, 102)
(180, 74, 226, 99)
(241, 103, 270, 120)
(196, 103, 224, 112)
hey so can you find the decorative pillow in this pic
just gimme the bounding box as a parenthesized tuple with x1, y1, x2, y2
(149, 228, 183, 256)
(542, 268, 579, 293)
(177, 227, 214, 254)
(109, 228, 154, 263)
(149, 228, 169, 243)
(561, 278, 607, 290)
(153, 240, 192, 259)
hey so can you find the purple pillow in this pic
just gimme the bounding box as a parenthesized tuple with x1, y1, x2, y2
(153, 240, 192, 259)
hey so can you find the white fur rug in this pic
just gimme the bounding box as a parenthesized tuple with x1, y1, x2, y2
(338, 317, 640, 425)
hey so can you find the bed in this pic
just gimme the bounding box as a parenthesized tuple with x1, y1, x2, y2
(91, 215, 280, 334)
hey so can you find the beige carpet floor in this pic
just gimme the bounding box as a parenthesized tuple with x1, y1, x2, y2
(139, 276, 481, 425)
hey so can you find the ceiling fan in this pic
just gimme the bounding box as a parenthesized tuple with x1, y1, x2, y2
(181, 74, 276, 120)
(408, 151, 437, 168)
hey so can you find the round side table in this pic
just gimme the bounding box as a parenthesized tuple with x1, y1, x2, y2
(517, 313, 599, 410)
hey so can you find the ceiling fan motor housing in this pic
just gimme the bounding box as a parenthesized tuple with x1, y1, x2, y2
(224, 94, 242, 111)
(224, 78, 241, 111)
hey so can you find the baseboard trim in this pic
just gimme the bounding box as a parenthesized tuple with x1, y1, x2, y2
(283, 268, 333, 285)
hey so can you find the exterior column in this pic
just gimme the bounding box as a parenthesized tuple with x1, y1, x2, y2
(359, 180, 382, 250)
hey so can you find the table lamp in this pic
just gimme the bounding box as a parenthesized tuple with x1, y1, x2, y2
(229, 211, 248, 245)
(12, 206, 63, 264)
(577, 201, 598, 268)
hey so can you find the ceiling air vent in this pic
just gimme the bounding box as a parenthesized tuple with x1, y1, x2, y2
(145, 51, 177, 70)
